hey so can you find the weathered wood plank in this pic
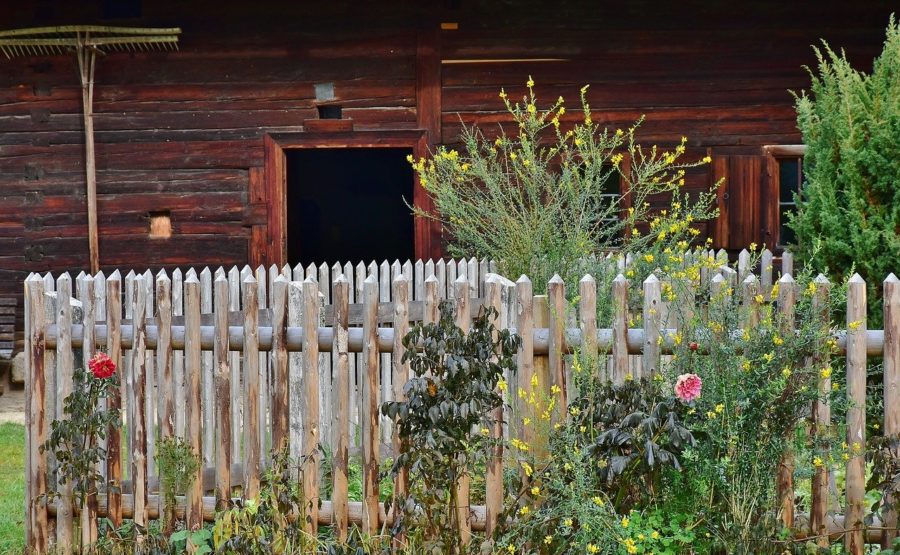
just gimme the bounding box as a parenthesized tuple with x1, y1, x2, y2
(271, 276, 289, 452)
(301, 278, 321, 533)
(242, 275, 261, 499)
(214, 274, 232, 511)
(172, 269, 185, 440)
(227, 266, 241, 461)
(25, 275, 48, 554)
(391, 275, 410, 549)
(454, 276, 472, 546)
(331, 275, 350, 541)
(811, 274, 831, 547)
(883, 274, 899, 549)
(104, 271, 124, 529)
(845, 274, 866, 555)
(200, 267, 214, 469)
(612, 274, 629, 383)
(516, 276, 534, 448)
(642, 274, 661, 377)
(484, 276, 503, 537)
(361, 275, 379, 535)
(548, 275, 567, 408)
(80, 275, 99, 546)
(55, 273, 74, 553)
(184, 273, 203, 529)
(131, 275, 149, 530)
(776, 274, 796, 530)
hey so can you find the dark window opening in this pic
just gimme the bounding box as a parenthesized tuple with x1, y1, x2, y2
(598, 165, 623, 246)
(317, 105, 342, 120)
(777, 157, 802, 246)
(286, 148, 415, 266)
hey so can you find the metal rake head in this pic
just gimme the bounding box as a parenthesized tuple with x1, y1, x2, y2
(0, 25, 181, 59)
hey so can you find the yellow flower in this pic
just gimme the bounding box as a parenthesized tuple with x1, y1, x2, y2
(749, 242, 758, 251)
(530, 486, 540, 496)
(707, 411, 717, 419)
(651, 531, 660, 539)
(480, 427, 490, 436)
(702, 155, 712, 164)
(499, 90, 508, 100)
(644, 254, 654, 263)
(621, 539, 638, 554)
(772, 335, 784, 346)
(526, 77, 535, 88)
(544, 535, 552, 545)
(498, 379, 508, 392)
(510, 438, 529, 452)
(820, 366, 832, 379)
(551, 384, 562, 395)
(833, 382, 840, 391)
(506, 543, 515, 553)
(848, 320, 862, 331)
(523, 417, 531, 426)
(569, 406, 581, 416)
(624, 373, 634, 382)
(754, 294, 765, 304)
(813, 456, 824, 467)
(592, 496, 604, 507)
(782, 367, 792, 378)
(587, 544, 600, 554)
(519, 505, 530, 516)
(742, 359, 751, 371)
(621, 517, 630, 528)
(531, 374, 539, 387)
(715, 403, 725, 414)
(763, 352, 775, 363)
(509, 152, 517, 160)
(563, 518, 573, 527)
(527, 104, 536, 114)
(521, 462, 533, 476)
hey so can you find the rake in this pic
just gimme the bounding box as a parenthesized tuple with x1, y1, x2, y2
(0, 25, 181, 273)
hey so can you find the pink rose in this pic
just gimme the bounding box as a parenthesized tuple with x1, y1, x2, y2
(674, 373, 702, 403)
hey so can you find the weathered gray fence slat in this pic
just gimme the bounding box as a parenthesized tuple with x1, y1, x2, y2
(200, 267, 214, 469)
(214, 274, 232, 511)
(331, 275, 350, 541)
(302, 278, 321, 533)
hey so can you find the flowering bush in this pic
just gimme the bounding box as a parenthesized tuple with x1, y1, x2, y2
(41, 352, 120, 547)
(409, 78, 719, 293)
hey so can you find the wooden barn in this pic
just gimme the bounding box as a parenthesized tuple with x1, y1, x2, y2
(0, 0, 895, 367)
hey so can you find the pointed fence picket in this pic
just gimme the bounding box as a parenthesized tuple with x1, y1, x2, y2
(21, 254, 894, 554)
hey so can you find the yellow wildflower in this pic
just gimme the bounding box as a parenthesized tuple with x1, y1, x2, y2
(498, 379, 508, 392)
(543, 535, 552, 545)
(518, 506, 530, 516)
(715, 403, 725, 414)
(848, 320, 862, 331)
(592, 496, 604, 506)
(820, 366, 832, 379)
(621, 517, 630, 528)
(587, 544, 600, 554)
(526, 77, 534, 88)
(644, 254, 654, 263)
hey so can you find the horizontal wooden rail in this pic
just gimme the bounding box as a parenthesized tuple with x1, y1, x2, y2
(43, 323, 888, 356)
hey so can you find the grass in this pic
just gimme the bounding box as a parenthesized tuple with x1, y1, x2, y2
(0, 423, 25, 554)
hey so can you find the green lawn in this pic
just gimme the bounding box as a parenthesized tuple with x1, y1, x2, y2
(0, 423, 25, 554)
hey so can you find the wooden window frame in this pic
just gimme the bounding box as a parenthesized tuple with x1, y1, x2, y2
(257, 130, 437, 268)
(762, 145, 806, 251)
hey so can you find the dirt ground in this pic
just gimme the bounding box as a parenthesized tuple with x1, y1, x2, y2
(0, 386, 25, 425)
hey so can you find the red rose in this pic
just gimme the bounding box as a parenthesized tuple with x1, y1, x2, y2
(89, 352, 116, 379)
(689, 341, 699, 351)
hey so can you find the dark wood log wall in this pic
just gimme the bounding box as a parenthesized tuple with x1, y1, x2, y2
(0, 0, 894, 340)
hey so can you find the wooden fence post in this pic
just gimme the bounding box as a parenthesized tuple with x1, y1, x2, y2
(172, 269, 185, 440)
(301, 277, 321, 533)
(131, 274, 149, 530)
(80, 275, 99, 546)
(25, 275, 48, 554)
(516, 276, 534, 449)
(811, 274, 832, 547)
(643, 274, 661, 378)
(242, 275, 261, 500)
(271, 276, 289, 451)
(424, 275, 439, 324)
(331, 275, 350, 541)
(105, 272, 123, 529)
(548, 275, 567, 409)
(361, 275, 380, 535)
(484, 275, 504, 537)
(55, 273, 74, 553)
(845, 274, 866, 555)
(883, 274, 900, 548)
(453, 275, 472, 547)
(776, 274, 796, 531)
(612, 274, 629, 383)
(214, 274, 232, 511)
(741, 274, 760, 328)
(392, 274, 410, 547)
(184, 273, 203, 529)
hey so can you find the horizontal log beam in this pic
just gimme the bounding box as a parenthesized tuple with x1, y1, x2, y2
(43, 323, 887, 357)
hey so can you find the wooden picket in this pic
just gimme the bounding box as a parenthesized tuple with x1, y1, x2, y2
(20, 254, 898, 553)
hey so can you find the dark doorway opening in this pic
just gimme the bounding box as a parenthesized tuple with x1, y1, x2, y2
(286, 148, 415, 266)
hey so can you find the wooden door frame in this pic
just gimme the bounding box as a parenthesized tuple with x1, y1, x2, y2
(259, 129, 438, 267)
(762, 144, 806, 252)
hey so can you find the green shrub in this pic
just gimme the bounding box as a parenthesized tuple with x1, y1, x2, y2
(410, 78, 718, 293)
(789, 16, 900, 323)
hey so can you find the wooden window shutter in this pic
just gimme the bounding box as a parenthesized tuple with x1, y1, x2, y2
(713, 154, 764, 250)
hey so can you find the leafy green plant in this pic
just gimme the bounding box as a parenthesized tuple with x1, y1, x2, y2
(155, 436, 201, 535)
(213, 448, 312, 555)
(580, 378, 695, 512)
(409, 78, 718, 293)
(41, 354, 120, 535)
(382, 301, 519, 553)
(789, 16, 900, 324)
